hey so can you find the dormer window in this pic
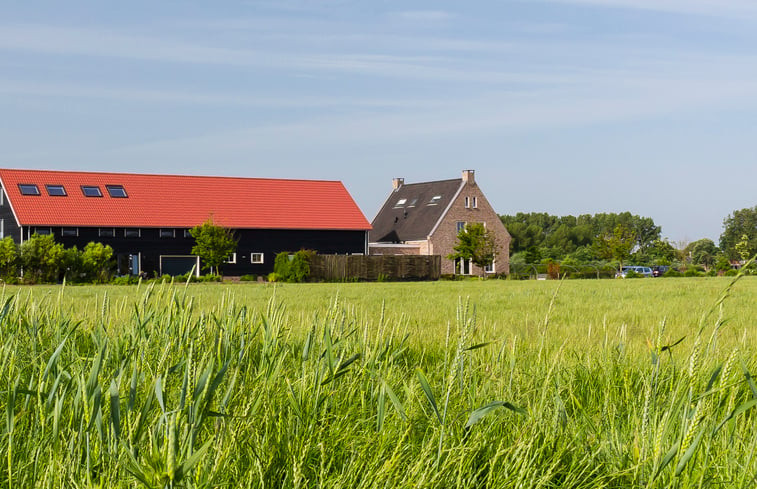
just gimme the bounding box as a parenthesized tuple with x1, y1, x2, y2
(106, 185, 128, 198)
(18, 184, 40, 196)
(81, 186, 103, 197)
(46, 185, 67, 196)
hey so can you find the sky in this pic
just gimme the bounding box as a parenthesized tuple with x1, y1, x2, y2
(1, 0, 755, 244)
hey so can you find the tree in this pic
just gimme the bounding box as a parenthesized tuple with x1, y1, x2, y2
(190, 218, 237, 276)
(0, 237, 18, 280)
(593, 224, 636, 272)
(20, 233, 65, 283)
(688, 239, 719, 269)
(448, 223, 497, 277)
(81, 242, 115, 283)
(720, 206, 757, 260)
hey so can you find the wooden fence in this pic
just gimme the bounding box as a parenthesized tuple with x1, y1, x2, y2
(309, 255, 441, 282)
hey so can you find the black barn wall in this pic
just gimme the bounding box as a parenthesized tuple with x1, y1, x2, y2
(41, 226, 366, 276)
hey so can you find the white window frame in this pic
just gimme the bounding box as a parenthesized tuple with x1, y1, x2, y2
(484, 260, 495, 274)
(472, 197, 478, 208)
(184, 229, 193, 238)
(225, 253, 237, 264)
(394, 198, 407, 208)
(34, 227, 53, 236)
(251, 253, 264, 264)
(160, 228, 176, 238)
(454, 257, 472, 275)
(464, 196, 470, 208)
(456, 221, 466, 233)
(61, 227, 79, 237)
(124, 228, 141, 238)
(99, 228, 115, 238)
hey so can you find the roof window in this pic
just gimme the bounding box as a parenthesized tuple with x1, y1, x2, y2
(394, 198, 407, 208)
(106, 185, 128, 198)
(428, 195, 442, 205)
(18, 184, 40, 196)
(81, 186, 103, 197)
(46, 185, 67, 196)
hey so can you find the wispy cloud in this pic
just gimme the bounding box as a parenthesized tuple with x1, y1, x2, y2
(543, 0, 757, 18)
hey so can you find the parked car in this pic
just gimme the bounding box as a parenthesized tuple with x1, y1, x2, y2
(652, 265, 670, 277)
(615, 266, 654, 278)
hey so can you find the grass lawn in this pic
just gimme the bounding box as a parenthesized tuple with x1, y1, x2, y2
(1, 276, 755, 487)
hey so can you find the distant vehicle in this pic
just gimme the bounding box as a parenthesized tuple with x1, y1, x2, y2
(616, 266, 654, 278)
(652, 265, 670, 277)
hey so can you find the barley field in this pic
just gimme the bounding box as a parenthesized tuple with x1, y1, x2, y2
(1, 276, 755, 488)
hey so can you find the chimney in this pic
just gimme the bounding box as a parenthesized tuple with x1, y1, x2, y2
(392, 177, 404, 190)
(462, 169, 475, 184)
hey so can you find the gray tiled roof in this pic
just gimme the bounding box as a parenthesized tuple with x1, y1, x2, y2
(370, 178, 462, 242)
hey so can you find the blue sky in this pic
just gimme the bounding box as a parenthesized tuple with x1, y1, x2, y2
(1, 0, 755, 244)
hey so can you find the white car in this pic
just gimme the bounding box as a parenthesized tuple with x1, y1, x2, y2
(616, 266, 653, 278)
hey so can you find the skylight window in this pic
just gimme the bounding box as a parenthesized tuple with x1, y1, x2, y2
(394, 198, 407, 208)
(46, 185, 67, 196)
(18, 184, 40, 196)
(428, 195, 442, 205)
(106, 185, 128, 198)
(81, 186, 103, 197)
(408, 198, 418, 207)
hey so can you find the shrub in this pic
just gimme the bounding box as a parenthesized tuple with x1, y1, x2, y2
(273, 250, 314, 282)
(624, 270, 642, 278)
(267, 272, 282, 282)
(240, 274, 257, 282)
(684, 268, 702, 277)
(663, 269, 682, 277)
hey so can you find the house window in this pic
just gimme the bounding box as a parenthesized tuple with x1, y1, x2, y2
(407, 198, 417, 207)
(160, 229, 175, 238)
(99, 228, 115, 238)
(464, 197, 470, 208)
(45, 185, 67, 196)
(484, 260, 495, 274)
(225, 253, 237, 264)
(454, 258, 471, 275)
(183, 229, 193, 238)
(394, 198, 407, 208)
(251, 253, 264, 264)
(61, 227, 78, 237)
(34, 227, 52, 236)
(428, 195, 442, 205)
(456, 221, 466, 233)
(81, 186, 103, 197)
(105, 185, 128, 198)
(18, 184, 40, 196)
(472, 197, 478, 208)
(124, 228, 141, 238)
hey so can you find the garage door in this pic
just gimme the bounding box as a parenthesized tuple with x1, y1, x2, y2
(160, 255, 200, 276)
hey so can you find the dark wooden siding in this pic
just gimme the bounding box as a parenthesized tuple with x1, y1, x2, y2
(0, 189, 22, 243)
(35, 226, 367, 276)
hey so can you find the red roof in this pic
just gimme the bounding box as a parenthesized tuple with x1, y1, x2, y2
(0, 169, 371, 231)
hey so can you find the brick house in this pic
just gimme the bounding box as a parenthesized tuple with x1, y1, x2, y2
(369, 170, 510, 276)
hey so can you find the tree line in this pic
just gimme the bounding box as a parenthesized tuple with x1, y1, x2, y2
(499, 206, 757, 271)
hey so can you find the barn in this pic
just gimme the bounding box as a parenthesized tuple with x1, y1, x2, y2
(0, 169, 371, 277)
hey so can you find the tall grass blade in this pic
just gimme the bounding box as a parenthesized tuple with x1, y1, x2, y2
(416, 368, 442, 425)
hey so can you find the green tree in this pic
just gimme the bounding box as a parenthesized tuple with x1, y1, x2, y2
(20, 233, 65, 283)
(81, 242, 115, 283)
(593, 224, 636, 273)
(688, 238, 719, 270)
(720, 206, 757, 260)
(0, 237, 18, 280)
(448, 223, 497, 277)
(735, 234, 752, 262)
(190, 218, 238, 276)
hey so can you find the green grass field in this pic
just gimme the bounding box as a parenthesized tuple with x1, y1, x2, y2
(1, 276, 755, 487)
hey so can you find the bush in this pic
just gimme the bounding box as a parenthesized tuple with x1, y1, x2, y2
(663, 269, 682, 277)
(240, 274, 257, 282)
(273, 250, 314, 282)
(684, 268, 702, 277)
(267, 272, 282, 282)
(624, 270, 642, 278)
